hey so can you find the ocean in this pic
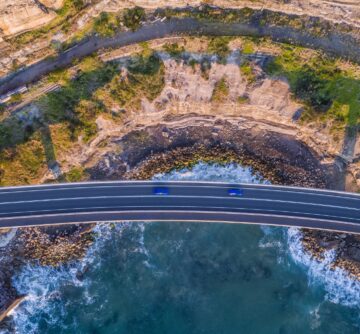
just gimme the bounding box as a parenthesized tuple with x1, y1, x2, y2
(4, 163, 360, 333)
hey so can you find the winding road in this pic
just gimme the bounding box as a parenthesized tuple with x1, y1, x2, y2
(1, 15, 360, 96)
(0, 181, 359, 233)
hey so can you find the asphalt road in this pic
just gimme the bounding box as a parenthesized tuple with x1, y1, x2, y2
(2, 16, 360, 96)
(0, 181, 359, 233)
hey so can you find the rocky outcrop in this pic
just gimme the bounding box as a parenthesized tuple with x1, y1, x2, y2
(88, 118, 330, 189)
(0, 224, 94, 325)
(0, 0, 63, 37)
(302, 229, 360, 279)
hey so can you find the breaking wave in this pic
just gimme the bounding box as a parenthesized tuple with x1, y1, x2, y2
(287, 228, 360, 308)
(4, 162, 359, 333)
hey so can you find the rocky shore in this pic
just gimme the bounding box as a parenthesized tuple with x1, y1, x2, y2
(89, 119, 331, 188)
(0, 112, 357, 327)
(302, 229, 360, 279)
(0, 224, 95, 328)
(87, 120, 360, 281)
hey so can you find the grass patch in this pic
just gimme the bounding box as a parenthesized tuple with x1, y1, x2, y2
(211, 77, 229, 102)
(265, 46, 360, 126)
(123, 7, 146, 31)
(240, 62, 256, 83)
(207, 37, 232, 61)
(63, 166, 88, 182)
(163, 43, 185, 57)
(93, 12, 120, 37)
(242, 40, 255, 54)
(0, 132, 47, 185)
(97, 52, 165, 110)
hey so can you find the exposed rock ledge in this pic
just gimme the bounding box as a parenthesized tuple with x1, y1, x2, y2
(0, 224, 95, 326)
(87, 119, 360, 278)
(0, 116, 356, 326)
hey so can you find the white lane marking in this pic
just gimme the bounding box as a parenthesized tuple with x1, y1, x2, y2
(0, 195, 359, 213)
(3, 219, 359, 235)
(0, 182, 359, 201)
(2, 210, 360, 234)
(0, 205, 360, 223)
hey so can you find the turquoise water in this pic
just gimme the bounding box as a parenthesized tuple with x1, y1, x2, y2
(5, 164, 360, 333)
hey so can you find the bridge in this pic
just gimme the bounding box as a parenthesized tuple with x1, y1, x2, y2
(0, 181, 359, 233)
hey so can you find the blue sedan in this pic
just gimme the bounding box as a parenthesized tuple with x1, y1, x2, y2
(153, 187, 169, 195)
(227, 188, 244, 196)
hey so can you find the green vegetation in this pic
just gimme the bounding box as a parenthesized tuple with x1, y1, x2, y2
(123, 7, 146, 31)
(56, 0, 85, 16)
(211, 77, 229, 102)
(242, 40, 255, 55)
(240, 62, 256, 84)
(8, 93, 22, 104)
(97, 52, 165, 110)
(47, 68, 72, 86)
(157, 5, 350, 37)
(207, 37, 231, 61)
(237, 95, 249, 104)
(163, 43, 185, 57)
(0, 53, 165, 185)
(265, 45, 360, 126)
(93, 12, 120, 37)
(0, 132, 47, 185)
(63, 167, 88, 182)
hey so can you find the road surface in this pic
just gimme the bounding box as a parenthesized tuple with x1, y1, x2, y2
(1, 16, 360, 96)
(0, 181, 359, 233)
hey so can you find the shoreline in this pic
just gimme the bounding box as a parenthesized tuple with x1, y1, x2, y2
(0, 110, 357, 326)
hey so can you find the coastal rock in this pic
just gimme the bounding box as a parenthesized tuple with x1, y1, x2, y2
(0, 224, 95, 326)
(0, 0, 63, 36)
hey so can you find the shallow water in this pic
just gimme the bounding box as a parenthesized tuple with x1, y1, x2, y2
(5, 163, 360, 333)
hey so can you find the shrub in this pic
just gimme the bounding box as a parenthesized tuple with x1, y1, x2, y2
(93, 12, 119, 37)
(292, 67, 332, 110)
(128, 53, 161, 75)
(211, 77, 229, 102)
(163, 43, 185, 57)
(123, 7, 146, 31)
(65, 167, 87, 182)
(207, 37, 231, 60)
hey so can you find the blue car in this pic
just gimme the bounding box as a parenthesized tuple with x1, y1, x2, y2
(227, 188, 244, 196)
(153, 187, 169, 195)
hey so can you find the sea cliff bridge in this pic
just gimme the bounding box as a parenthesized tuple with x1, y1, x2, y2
(0, 181, 359, 233)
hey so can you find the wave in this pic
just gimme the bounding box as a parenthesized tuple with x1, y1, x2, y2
(287, 227, 360, 308)
(5, 162, 360, 333)
(153, 162, 269, 184)
(8, 221, 152, 334)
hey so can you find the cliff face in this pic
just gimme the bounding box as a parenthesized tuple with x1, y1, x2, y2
(0, 0, 63, 37)
(0, 0, 359, 39)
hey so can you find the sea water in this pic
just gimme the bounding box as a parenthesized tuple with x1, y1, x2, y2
(4, 163, 360, 333)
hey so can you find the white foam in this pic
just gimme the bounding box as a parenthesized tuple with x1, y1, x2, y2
(8, 162, 360, 333)
(0, 228, 17, 248)
(287, 227, 360, 308)
(153, 162, 269, 184)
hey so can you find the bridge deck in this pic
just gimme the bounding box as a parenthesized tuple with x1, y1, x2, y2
(0, 181, 359, 233)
